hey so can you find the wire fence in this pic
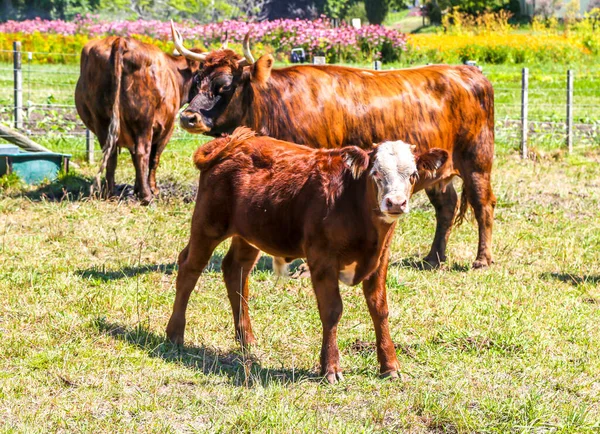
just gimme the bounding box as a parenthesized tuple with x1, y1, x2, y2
(1, 45, 599, 162)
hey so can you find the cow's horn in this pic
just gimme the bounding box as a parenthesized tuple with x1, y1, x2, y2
(221, 31, 228, 50)
(170, 20, 207, 62)
(238, 31, 255, 66)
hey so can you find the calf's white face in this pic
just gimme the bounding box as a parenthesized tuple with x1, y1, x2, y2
(370, 141, 418, 222)
(370, 141, 448, 223)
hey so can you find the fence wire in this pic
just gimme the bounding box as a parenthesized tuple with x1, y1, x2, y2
(0, 58, 599, 157)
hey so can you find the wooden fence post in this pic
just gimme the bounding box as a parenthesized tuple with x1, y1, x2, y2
(521, 67, 528, 159)
(13, 41, 23, 130)
(566, 69, 573, 154)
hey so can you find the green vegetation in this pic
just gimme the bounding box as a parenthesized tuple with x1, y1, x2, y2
(1, 112, 600, 431)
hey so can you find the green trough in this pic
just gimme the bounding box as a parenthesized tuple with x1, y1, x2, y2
(0, 144, 71, 184)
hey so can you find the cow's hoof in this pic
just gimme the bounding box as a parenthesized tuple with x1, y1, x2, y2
(422, 254, 445, 270)
(140, 196, 154, 206)
(380, 370, 402, 381)
(472, 259, 491, 269)
(324, 371, 344, 384)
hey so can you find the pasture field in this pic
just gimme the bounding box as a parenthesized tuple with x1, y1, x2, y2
(0, 61, 599, 157)
(1, 124, 600, 431)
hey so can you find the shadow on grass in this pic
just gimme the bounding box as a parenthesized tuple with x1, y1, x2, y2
(391, 256, 471, 272)
(11, 173, 94, 202)
(94, 317, 316, 386)
(541, 272, 600, 286)
(76, 253, 292, 282)
(9, 172, 198, 204)
(77, 263, 178, 282)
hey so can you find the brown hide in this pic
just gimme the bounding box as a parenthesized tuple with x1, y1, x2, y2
(181, 56, 496, 268)
(75, 36, 201, 203)
(167, 127, 448, 382)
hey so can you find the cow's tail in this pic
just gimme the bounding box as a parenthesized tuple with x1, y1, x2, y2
(193, 126, 256, 171)
(94, 38, 125, 193)
(455, 188, 470, 226)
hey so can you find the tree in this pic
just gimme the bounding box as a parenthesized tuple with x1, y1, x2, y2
(365, 0, 389, 24)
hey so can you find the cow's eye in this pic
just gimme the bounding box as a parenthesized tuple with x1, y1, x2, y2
(220, 84, 232, 93)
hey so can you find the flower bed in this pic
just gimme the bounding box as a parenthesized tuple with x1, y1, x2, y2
(0, 16, 406, 64)
(0, 16, 597, 66)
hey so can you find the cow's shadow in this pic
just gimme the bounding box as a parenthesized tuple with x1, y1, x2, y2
(12, 173, 94, 202)
(541, 272, 600, 286)
(391, 256, 471, 272)
(76, 254, 305, 282)
(94, 318, 316, 386)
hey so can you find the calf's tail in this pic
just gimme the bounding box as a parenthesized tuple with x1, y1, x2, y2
(193, 126, 256, 171)
(95, 38, 125, 191)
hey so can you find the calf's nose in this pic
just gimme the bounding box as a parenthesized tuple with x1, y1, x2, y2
(384, 197, 408, 214)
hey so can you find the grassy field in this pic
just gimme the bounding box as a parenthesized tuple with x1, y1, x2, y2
(1, 121, 600, 431)
(1, 55, 599, 431)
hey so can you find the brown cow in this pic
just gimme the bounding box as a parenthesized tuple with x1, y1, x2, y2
(171, 23, 496, 269)
(166, 127, 448, 383)
(75, 36, 204, 203)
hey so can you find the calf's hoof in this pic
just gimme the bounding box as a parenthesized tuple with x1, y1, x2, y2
(237, 331, 257, 348)
(166, 319, 185, 345)
(324, 371, 344, 384)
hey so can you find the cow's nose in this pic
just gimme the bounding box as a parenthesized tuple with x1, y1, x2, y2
(384, 197, 408, 214)
(180, 111, 202, 128)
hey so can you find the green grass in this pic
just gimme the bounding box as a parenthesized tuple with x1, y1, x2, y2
(1, 127, 600, 431)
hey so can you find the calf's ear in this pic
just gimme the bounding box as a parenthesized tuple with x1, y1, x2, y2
(341, 146, 370, 179)
(416, 148, 448, 177)
(251, 54, 274, 85)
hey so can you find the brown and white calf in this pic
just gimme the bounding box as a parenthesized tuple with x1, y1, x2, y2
(166, 127, 448, 382)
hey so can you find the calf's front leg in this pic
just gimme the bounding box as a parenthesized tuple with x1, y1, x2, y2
(308, 257, 344, 384)
(362, 240, 401, 378)
(166, 231, 220, 345)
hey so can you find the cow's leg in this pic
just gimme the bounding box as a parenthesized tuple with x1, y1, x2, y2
(307, 256, 344, 384)
(423, 182, 459, 268)
(131, 136, 153, 205)
(166, 233, 220, 345)
(222, 236, 261, 347)
(148, 137, 169, 196)
(463, 170, 496, 268)
(362, 240, 401, 378)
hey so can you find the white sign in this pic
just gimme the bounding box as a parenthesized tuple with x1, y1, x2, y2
(351, 18, 361, 29)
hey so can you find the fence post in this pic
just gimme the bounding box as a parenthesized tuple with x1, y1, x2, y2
(373, 60, 382, 71)
(86, 129, 94, 164)
(566, 69, 573, 154)
(521, 67, 528, 159)
(13, 41, 23, 130)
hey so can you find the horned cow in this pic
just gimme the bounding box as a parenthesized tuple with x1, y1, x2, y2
(171, 23, 496, 269)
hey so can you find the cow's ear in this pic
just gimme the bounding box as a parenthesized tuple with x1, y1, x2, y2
(251, 54, 274, 85)
(416, 148, 448, 178)
(341, 146, 370, 179)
